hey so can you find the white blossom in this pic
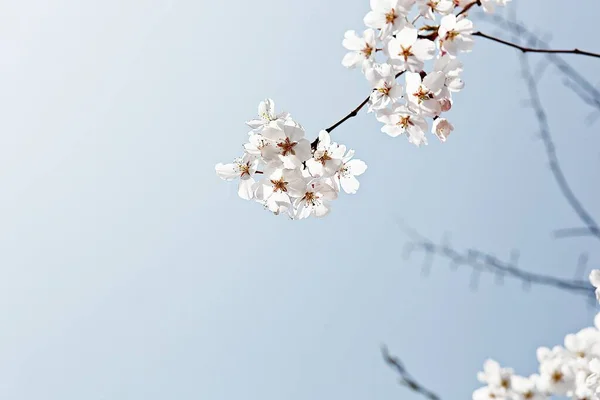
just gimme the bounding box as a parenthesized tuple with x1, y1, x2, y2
(342, 29, 377, 69)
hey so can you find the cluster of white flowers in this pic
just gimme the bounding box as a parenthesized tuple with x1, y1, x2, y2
(473, 270, 600, 400)
(215, 99, 367, 219)
(342, 0, 510, 145)
(216, 0, 513, 217)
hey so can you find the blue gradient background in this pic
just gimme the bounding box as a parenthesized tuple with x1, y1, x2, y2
(0, 0, 598, 399)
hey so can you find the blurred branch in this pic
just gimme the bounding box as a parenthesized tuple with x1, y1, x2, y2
(554, 227, 599, 239)
(473, 31, 600, 59)
(399, 221, 594, 299)
(382, 345, 440, 400)
(477, 13, 600, 114)
(515, 44, 600, 242)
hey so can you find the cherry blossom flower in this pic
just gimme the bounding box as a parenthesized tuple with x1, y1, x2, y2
(342, 29, 377, 69)
(377, 105, 428, 145)
(261, 121, 312, 169)
(365, 63, 403, 111)
(294, 180, 338, 219)
(438, 14, 475, 55)
(246, 98, 290, 132)
(364, 0, 414, 39)
(215, 154, 259, 200)
(333, 149, 368, 194)
(255, 168, 306, 215)
(306, 130, 345, 178)
(432, 118, 453, 142)
(405, 71, 445, 117)
(387, 25, 436, 72)
(417, 0, 453, 19)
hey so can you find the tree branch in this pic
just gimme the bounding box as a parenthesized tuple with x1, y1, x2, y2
(554, 227, 598, 239)
(457, 0, 481, 17)
(311, 71, 406, 149)
(398, 221, 594, 299)
(382, 345, 440, 400)
(473, 31, 600, 59)
(325, 96, 370, 134)
(517, 51, 600, 242)
(477, 13, 600, 113)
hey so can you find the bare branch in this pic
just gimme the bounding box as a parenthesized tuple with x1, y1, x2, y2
(311, 71, 406, 149)
(398, 221, 594, 299)
(554, 227, 599, 239)
(457, 0, 481, 17)
(477, 13, 600, 112)
(516, 50, 600, 242)
(381, 345, 440, 400)
(473, 31, 600, 59)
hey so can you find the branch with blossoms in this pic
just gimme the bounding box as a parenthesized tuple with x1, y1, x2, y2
(215, 0, 600, 220)
(384, 272, 600, 400)
(471, 268, 600, 400)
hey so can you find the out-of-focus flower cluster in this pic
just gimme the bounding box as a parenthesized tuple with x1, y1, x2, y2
(473, 270, 600, 400)
(215, 99, 367, 219)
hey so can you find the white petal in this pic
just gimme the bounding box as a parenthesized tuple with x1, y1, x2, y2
(423, 71, 445, 92)
(317, 130, 331, 148)
(346, 159, 367, 175)
(364, 11, 386, 29)
(313, 202, 331, 218)
(590, 270, 600, 287)
(396, 25, 417, 47)
(342, 51, 364, 68)
(411, 39, 436, 60)
(283, 122, 305, 142)
(215, 163, 239, 181)
(343, 30, 364, 51)
(341, 175, 360, 194)
(238, 178, 255, 200)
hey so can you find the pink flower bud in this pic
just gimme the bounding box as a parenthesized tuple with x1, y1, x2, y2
(439, 98, 452, 112)
(432, 118, 454, 142)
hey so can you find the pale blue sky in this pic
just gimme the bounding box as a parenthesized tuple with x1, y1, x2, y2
(0, 0, 598, 399)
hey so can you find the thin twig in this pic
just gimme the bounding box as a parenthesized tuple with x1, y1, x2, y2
(311, 71, 406, 149)
(325, 96, 371, 134)
(382, 345, 440, 400)
(478, 14, 600, 113)
(473, 31, 600, 59)
(456, 0, 481, 17)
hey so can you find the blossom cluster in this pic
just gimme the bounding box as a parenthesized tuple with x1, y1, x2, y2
(216, 0, 513, 217)
(215, 99, 367, 219)
(472, 270, 600, 400)
(342, 0, 510, 145)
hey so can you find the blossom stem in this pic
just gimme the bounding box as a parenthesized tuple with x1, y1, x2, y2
(456, 0, 481, 17)
(310, 71, 407, 149)
(473, 31, 600, 59)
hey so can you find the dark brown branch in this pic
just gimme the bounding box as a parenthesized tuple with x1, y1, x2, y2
(311, 71, 406, 149)
(456, 0, 481, 17)
(473, 31, 600, 59)
(325, 96, 370, 134)
(382, 346, 440, 400)
(478, 13, 600, 113)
